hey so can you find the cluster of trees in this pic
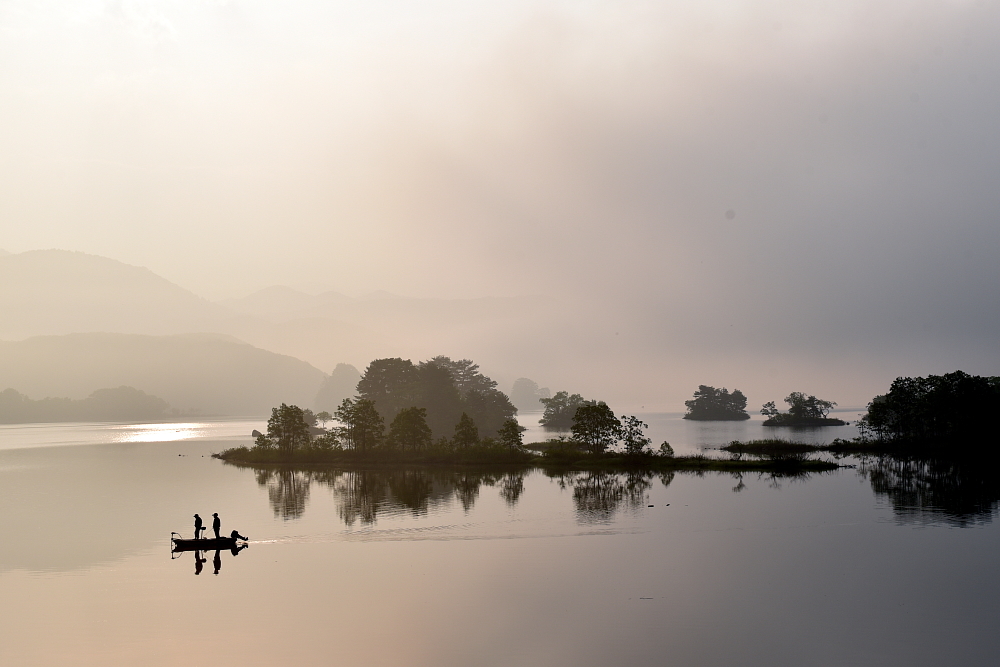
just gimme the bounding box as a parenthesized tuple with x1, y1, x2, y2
(0, 386, 170, 423)
(353, 356, 517, 440)
(253, 400, 527, 458)
(858, 371, 1000, 444)
(566, 401, 662, 457)
(249, 356, 526, 460)
(761, 392, 845, 426)
(683, 386, 750, 421)
(539, 391, 594, 428)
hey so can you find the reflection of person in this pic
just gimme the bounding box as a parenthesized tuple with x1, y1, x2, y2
(193, 514, 204, 539)
(230, 529, 248, 541)
(194, 550, 206, 575)
(213, 550, 222, 575)
(212, 513, 221, 539)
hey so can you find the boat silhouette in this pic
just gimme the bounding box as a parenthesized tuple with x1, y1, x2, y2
(171, 532, 248, 553)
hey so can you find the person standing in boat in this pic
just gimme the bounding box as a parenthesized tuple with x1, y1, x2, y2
(212, 512, 221, 539)
(194, 513, 204, 539)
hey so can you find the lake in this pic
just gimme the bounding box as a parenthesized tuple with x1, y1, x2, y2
(1, 415, 998, 666)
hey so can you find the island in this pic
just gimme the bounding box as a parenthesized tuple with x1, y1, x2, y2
(760, 392, 847, 427)
(682, 385, 750, 421)
(215, 356, 839, 475)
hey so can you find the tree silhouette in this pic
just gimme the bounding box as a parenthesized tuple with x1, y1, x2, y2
(539, 391, 592, 429)
(335, 398, 385, 452)
(683, 385, 750, 421)
(266, 403, 312, 455)
(453, 412, 480, 449)
(387, 406, 433, 451)
(497, 418, 527, 451)
(620, 415, 652, 455)
(571, 402, 620, 454)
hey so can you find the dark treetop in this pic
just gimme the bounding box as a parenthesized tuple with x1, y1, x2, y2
(683, 385, 750, 421)
(761, 392, 846, 427)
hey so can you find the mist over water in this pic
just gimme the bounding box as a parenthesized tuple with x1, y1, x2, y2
(2, 2, 999, 664)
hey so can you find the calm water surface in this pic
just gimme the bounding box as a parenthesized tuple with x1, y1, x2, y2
(1, 415, 998, 666)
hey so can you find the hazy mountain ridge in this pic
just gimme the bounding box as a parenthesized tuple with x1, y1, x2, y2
(0, 250, 243, 339)
(0, 333, 325, 416)
(0, 250, 550, 402)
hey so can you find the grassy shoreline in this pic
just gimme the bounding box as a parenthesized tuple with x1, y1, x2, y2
(213, 440, 842, 473)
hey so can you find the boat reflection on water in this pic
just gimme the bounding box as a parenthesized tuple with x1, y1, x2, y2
(172, 537, 249, 575)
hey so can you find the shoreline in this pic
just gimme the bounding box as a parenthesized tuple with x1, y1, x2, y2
(212, 448, 842, 474)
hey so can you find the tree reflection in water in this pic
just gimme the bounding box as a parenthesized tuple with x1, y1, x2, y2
(255, 468, 311, 520)
(499, 471, 526, 506)
(245, 459, 1000, 528)
(546, 470, 672, 523)
(860, 453, 1000, 526)
(244, 466, 682, 526)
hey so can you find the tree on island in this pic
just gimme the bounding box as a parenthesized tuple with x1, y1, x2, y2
(620, 415, 652, 455)
(357, 358, 420, 423)
(858, 370, 1000, 445)
(387, 406, 433, 451)
(761, 392, 845, 426)
(683, 385, 750, 421)
(335, 398, 385, 452)
(539, 391, 593, 429)
(571, 402, 621, 454)
(264, 403, 313, 455)
(453, 412, 480, 449)
(355, 356, 516, 440)
(426, 357, 495, 395)
(497, 418, 527, 452)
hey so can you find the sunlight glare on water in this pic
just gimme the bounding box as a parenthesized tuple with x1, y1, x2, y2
(109, 422, 205, 443)
(0, 418, 261, 451)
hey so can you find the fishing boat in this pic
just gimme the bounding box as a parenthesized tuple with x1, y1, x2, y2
(171, 533, 247, 552)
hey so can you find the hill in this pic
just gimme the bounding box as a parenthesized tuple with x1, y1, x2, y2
(0, 250, 240, 339)
(0, 250, 551, 405)
(0, 333, 326, 416)
(0, 386, 171, 423)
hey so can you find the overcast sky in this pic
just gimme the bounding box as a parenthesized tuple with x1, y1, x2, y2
(2, 0, 998, 407)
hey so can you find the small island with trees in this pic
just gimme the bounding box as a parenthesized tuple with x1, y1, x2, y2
(683, 385, 750, 421)
(213, 354, 999, 478)
(760, 392, 847, 427)
(214, 355, 840, 474)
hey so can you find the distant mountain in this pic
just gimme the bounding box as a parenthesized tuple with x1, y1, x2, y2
(0, 386, 171, 423)
(219, 286, 353, 322)
(0, 249, 547, 401)
(0, 250, 240, 339)
(0, 333, 326, 416)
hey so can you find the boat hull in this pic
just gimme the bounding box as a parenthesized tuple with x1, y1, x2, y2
(172, 537, 242, 552)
